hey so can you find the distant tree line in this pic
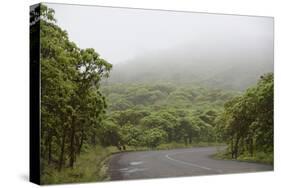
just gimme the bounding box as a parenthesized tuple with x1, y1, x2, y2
(99, 83, 237, 150)
(98, 109, 218, 150)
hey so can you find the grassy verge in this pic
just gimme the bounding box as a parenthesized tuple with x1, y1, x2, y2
(213, 150, 273, 165)
(41, 145, 119, 185)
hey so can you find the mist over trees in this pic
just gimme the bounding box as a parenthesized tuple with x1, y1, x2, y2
(108, 38, 273, 90)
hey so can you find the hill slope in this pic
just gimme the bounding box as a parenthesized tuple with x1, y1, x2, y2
(108, 38, 273, 90)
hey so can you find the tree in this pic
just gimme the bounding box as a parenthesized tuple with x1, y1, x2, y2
(143, 128, 167, 149)
(120, 124, 143, 148)
(141, 114, 174, 142)
(179, 118, 200, 145)
(218, 73, 273, 159)
(68, 48, 112, 168)
(98, 119, 121, 149)
(38, 4, 112, 170)
(39, 4, 79, 169)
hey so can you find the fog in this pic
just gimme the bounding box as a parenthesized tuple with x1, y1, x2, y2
(47, 3, 273, 64)
(46, 3, 273, 90)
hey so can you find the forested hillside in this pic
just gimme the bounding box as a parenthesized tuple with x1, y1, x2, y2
(32, 4, 273, 184)
(99, 83, 238, 149)
(108, 40, 273, 90)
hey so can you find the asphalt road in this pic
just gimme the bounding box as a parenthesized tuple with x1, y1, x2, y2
(109, 146, 273, 180)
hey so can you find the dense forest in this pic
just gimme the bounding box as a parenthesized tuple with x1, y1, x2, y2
(31, 4, 273, 184)
(100, 83, 238, 148)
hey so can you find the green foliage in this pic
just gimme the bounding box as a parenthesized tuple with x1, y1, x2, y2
(101, 82, 236, 148)
(98, 120, 120, 147)
(120, 124, 143, 147)
(143, 128, 167, 148)
(179, 118, 200, 144)
(237, 151, 273, 165)
(102, 83, 238, 111)
(36, 4, 112, 175)
(216, 73, 273, 161)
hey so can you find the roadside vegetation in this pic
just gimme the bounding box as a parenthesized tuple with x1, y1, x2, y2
(215, 73, 273, 165)
(100, 83, 237, 150)
(41, 146, 118, 184)
(32, 4, 273, 185)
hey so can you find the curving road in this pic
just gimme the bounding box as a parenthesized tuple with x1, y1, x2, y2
(109, 146, 273, 180)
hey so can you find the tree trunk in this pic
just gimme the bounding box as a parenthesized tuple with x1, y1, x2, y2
(231, 136, 234, 159)
(78, 130, 84, 155)
(69, 117, 76, 168)
(184, 136, 188, 146)
(47, 131, 52, 165)
(249, 138, 254, 157)
(91, 131, 96, 146)
(59, 128, 66, 171)
(233, 135, 240, 159)
(122, 145, 126, 151)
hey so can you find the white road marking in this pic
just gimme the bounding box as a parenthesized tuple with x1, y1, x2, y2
(164, 148, 225, 172)
(119, 168, 129, 171)
(126, 168, 147, 173)
(165, 154, 212, 170)
(130, 161, 143, 165)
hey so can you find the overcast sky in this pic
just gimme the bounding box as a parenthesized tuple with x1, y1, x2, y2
(46, 3, 273, 65)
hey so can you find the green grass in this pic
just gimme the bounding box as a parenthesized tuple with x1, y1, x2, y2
(213, 150, 273, 165)
(237, 151, 273, 165)
(41, 145, 119, 185)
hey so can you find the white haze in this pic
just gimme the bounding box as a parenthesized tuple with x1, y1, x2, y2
(45, 3, 273, 90)
(46, 3, 273, 65)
